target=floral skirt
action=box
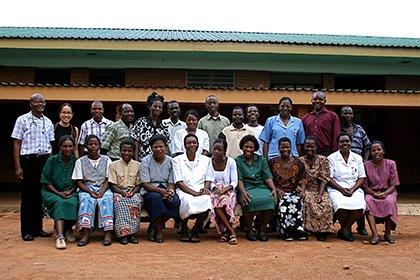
[278,191,304,234]
[113,192,142,237]
[210,184,237,234]
[303,190,334,233]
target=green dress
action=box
[235,154,275,212]
[41,153,78,221]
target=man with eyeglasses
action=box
[11,93,55,241]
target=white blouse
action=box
[328,150,366,189]
[171,128,210,156]
[172,153,213,191]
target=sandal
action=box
[77,239,90,247]
[179,231,190,242]
[384,234,395,244]
[218,233,229,242]
[370,234,380,245]
[228,235,238,245]
[190,231,200,243]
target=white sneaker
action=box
[65,230,76,242]
[56,237,66,250]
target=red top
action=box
[302,108,340,153]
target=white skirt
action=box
[176,189,213,220]
[328,188,366,212]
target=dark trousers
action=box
[20,154,49,236]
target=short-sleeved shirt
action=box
[78,117,113,146]
[72,156,112,180]
[172,153,213,190]
[302,108,341,153]
[235,154,272,190]
[259,115,305,158]
[221,124,254,159]
[245,124,264,155]
[163,118,187,143]
[40,153,77,192]
[101,119,132,160]
[140,154,174,187]
[341,123,371,157]
[198,113,230,149]
[171,128,210,156]
[108,159,141,189]
[364,159,400,191]
[328,150,366,189]
[131,116,170,160]
[11,112,55,155]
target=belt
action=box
[20,154,50,160]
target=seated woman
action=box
[269,137,306,242]
[172,133,213,243]
[72,135,113,246]
[236,135,276,242]
[141,135,180,243]
[363,141,400,245]
[299,136,334,241]
[209,139,238,245]
[108,138,142,245]
[171,109,210,157]
[328,133,366,242]
[41,136,78,249]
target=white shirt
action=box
[328,150,366,189]
[72,156,112,180]
[171,128,210,156]
[163,118,187,142]
[172,153,213,191]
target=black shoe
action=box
[315,232,327,242]
[128,235,139,244]
[338,229,354,242]
[154,232,164,243]
[147,223,155,242]
[119,237,129,245]
[258,230,268,242]
[284,232,294,242]
[295,230,308,241]
[356,227,368,236]
[37,230,53,238]
[22,234,34,241]
[77,239,89,247]
[246,230,258,241]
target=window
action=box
[35,68,70,84]
[270,73,321,89]
[187,70,234,87]
[335,75,385,90]
[89,69,125,86]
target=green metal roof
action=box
[1,27,420,49]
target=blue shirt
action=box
[259,115,305,158]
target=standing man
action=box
[340,105,371,236]
[219,107,254,159]
[198,95,230,151]
[11,93,55,241]
[78,100,113,156]
[245,105,264,155]
[101,103,135,161]
[260,97,305,159]
[163,100,186,151]
[302,91,340,156]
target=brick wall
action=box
[70,68,89,84]
[322,73,335,89]
[385,75,420,90]
[0,67,35,83]
[125,69,186,87]
[235,71,270,88]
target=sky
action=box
[1,0,420,38]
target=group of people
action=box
[11,91,400,249]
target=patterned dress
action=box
[269,157,306,235]
[299,155,334,233]
[131,116,170,160]
[364,159,400,229]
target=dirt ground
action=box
[0,213,419,280]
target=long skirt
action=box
[328,187,366,212]
[143,191,180,221]
[77,185,114,231]
[303,190,334,233]
[365,191,398,230]
[177,188,212,220]
[278,191,304,234]
[113,192,142,237]
[210,184,236,234]
[42,189,78,221]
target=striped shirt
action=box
[78,117,113,146]
[11,112,55,155]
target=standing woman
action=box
[141,135,181,243]
[363,141,400,245]
[328,133,366,242]
[108,138,142,245]
[171,109,210,157]
[236,135,277,242]
[53,103,79,157]
[299,136,334,241]
[269,137,307,241]
[172,134,213,243]
[41,136,78,249]
[131,92,170,161]
[72,135,113,246]
[209,139,238,245]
